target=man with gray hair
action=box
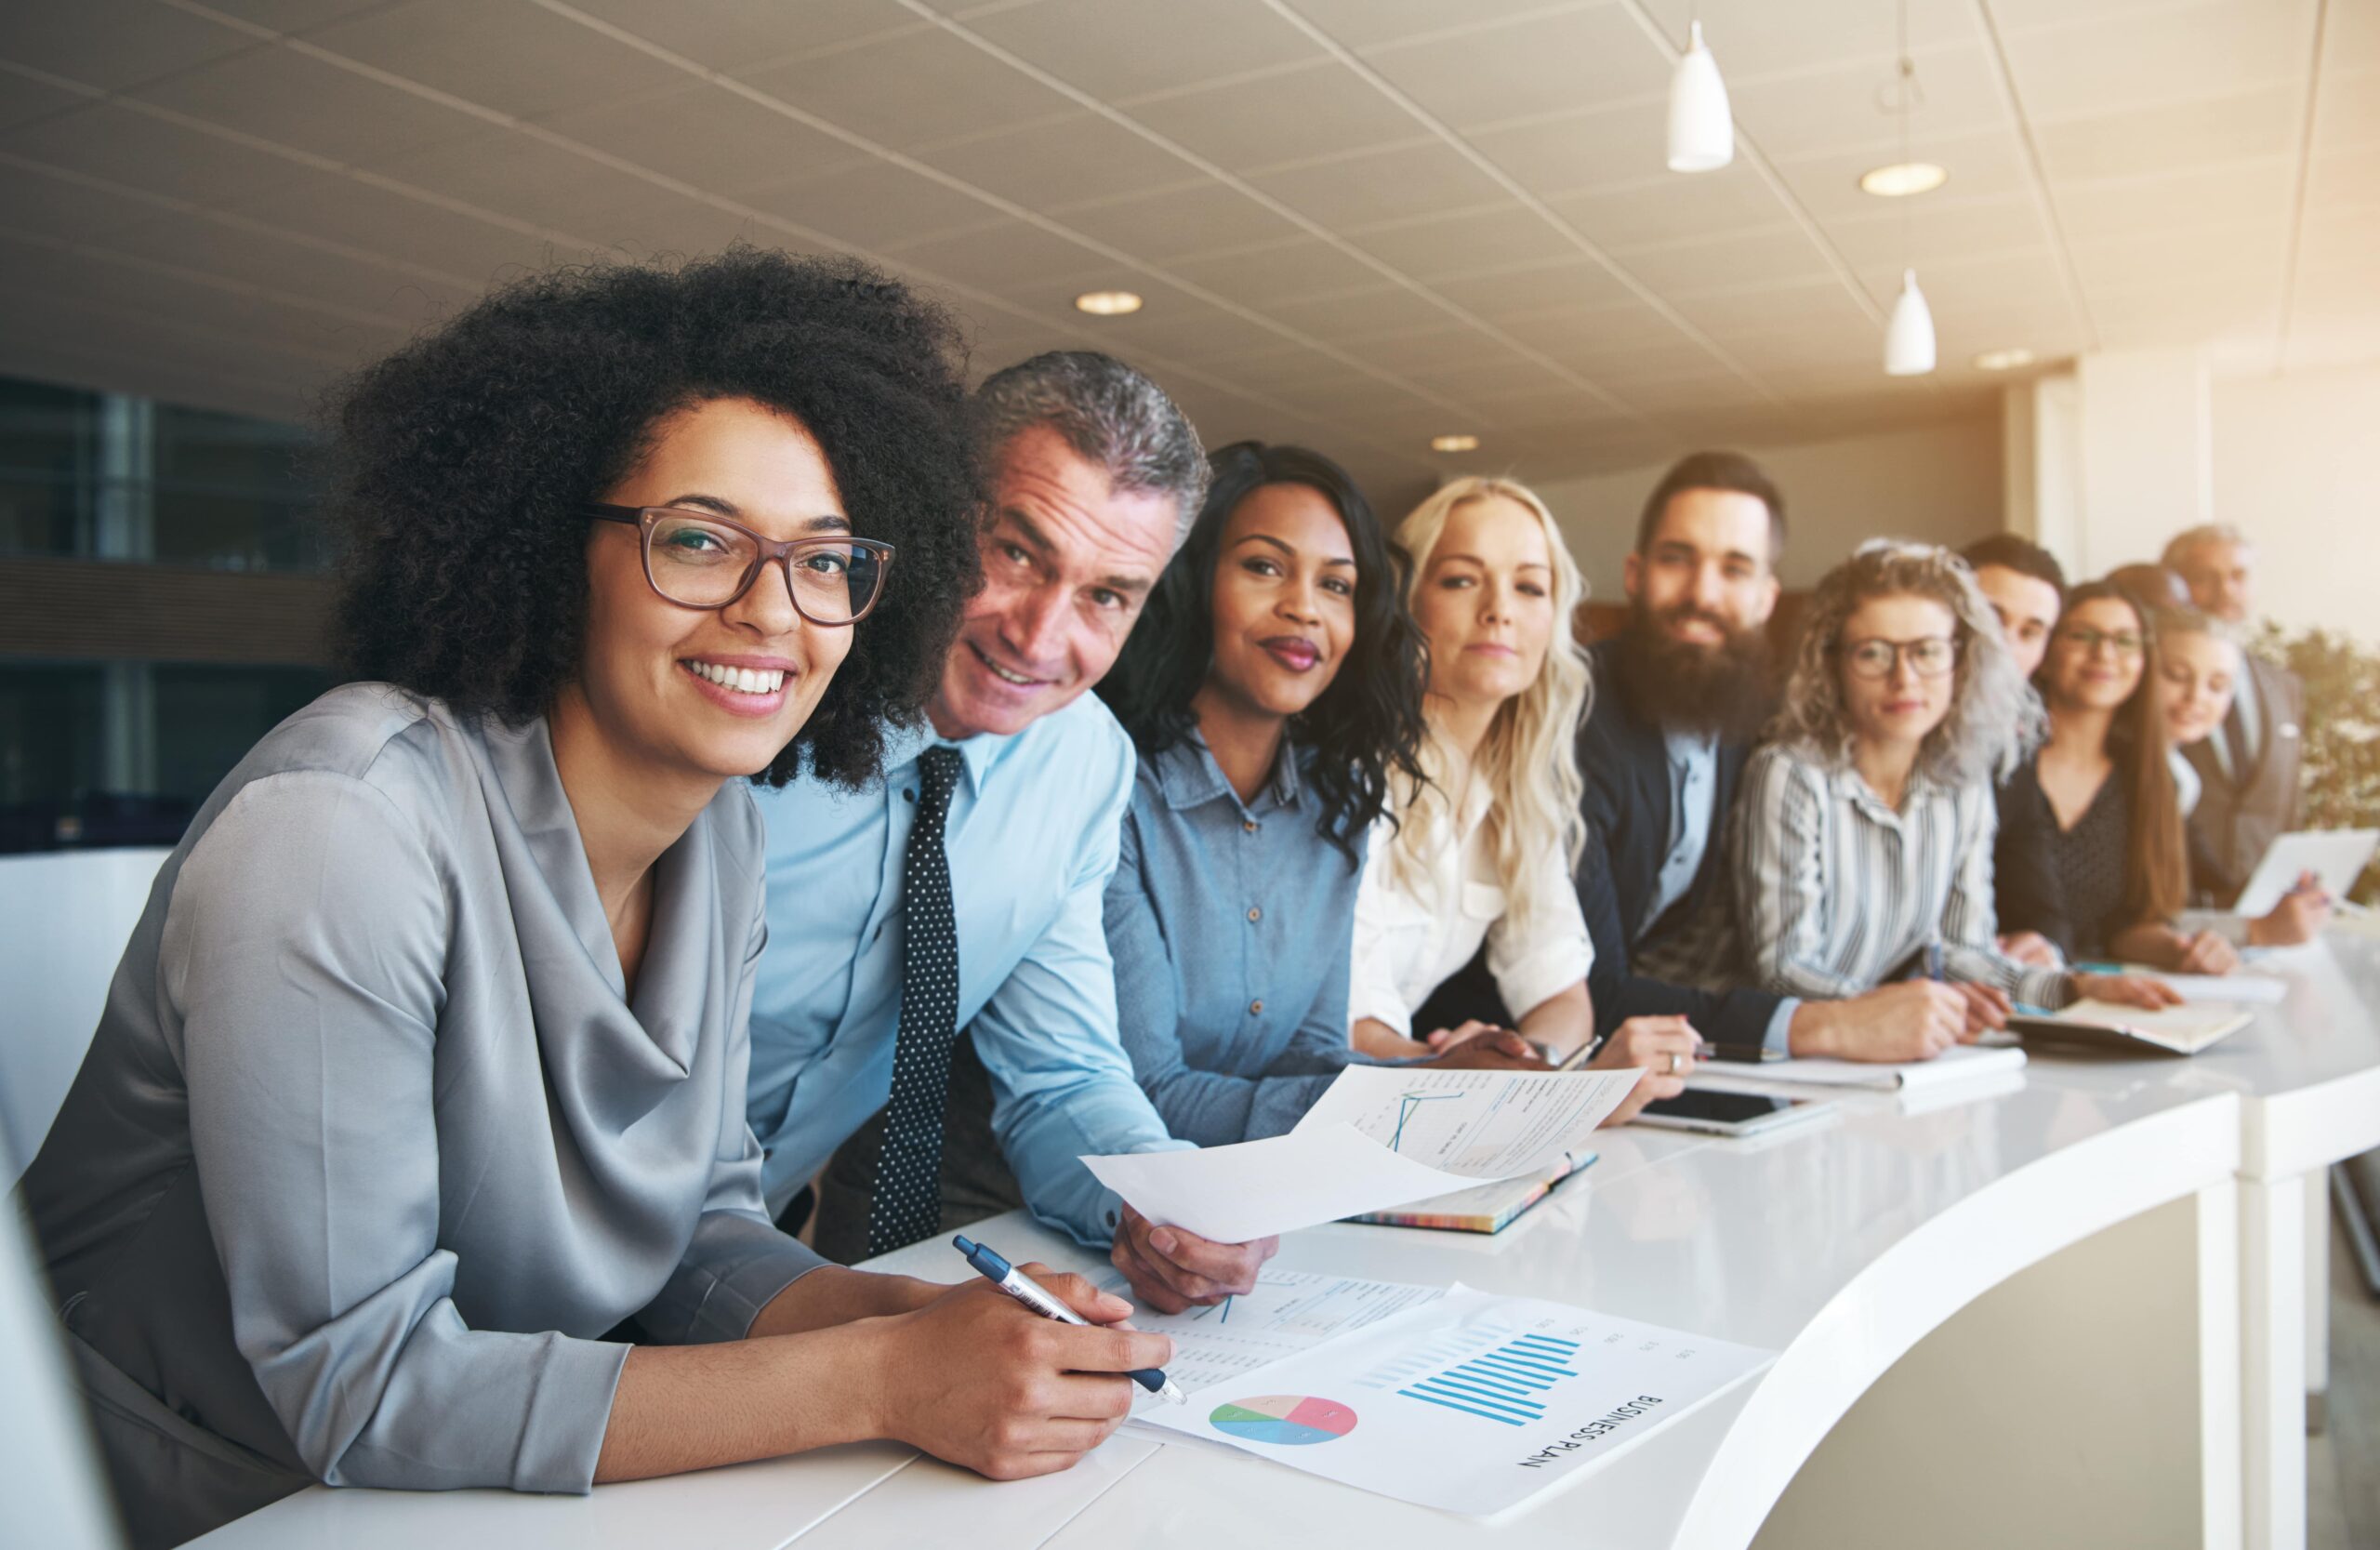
[746,351,1277,1312]
[2162,523,2305,902]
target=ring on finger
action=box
[1666,1051,1683,1076]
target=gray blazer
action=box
[18,683,824,1548]
[2183,654,2306,905]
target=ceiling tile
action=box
[214,168,570,283]
[0,156,178,243]
[2307,145,2380,212]
[2051,156,2293,245]
[1726,42,2010,162]
[301,0,689,123]
[2031,84,2299,183]
[1464,98,1673,197]
[1249,140,1507,227]
[1428,254,1636,324]
[562,184,793,258]
[0,0,256,93]
[2069,225,2287,296]
[1259,285,1437,338]
[552,0,917,73]
[0,100,306,205]
[1342,204,1577,281]
[1822,192,2052,269]
[2002,0,2312,121]
[1358,5,1668,128]
[126,43,484,169]
[533,81,875,192]
[1049,179,1302,261]
[1671,275,1874,334]
[738,160,1003,249]
[1279,0,1592,54]
[2313,68,2380,152]
[174,0,389,34]
[962,0,1327,100]
[1676,0,1977,80]
[1125,59,1425,172]
[1058,296,1318,367]
[0,72,88,131]
[366,129,652,236]
[1167,236,1386,304]
[735,25,1071,149]
[879,217,1115,291]
[912,111,1202,210]
[1546,161,1790,247]
[99,212,482,322]
[1614,222,1840,294]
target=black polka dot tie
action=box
[867,744,964,1259]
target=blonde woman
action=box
[1734,541,2178,1063]
[1348,477,1698,1117]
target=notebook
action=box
[1350,1152,1594,1233]
[1702,1041,2028,1093]
[2007,1001,2254,1056]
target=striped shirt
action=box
[1733,742,2071,1009]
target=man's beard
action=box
[1614,600,1774,738]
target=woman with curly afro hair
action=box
[20,248,1171,1547]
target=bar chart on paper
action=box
[1148,1286,1776,1517]
[1378,1325,1585,1426]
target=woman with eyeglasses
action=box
[19,251,1168,1547]
[1999,580,2244,971]
[1734,543,2176,1061]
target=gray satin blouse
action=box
[18,683,824,1547]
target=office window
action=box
[0,379,99,558]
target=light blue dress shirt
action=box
[1105,736,1374,1146]
[746,695,1187,1247]
[1646,727,1719,940]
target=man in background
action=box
[1963,533,2067,966]
[2162,523,2305,903]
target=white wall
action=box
[1531,415,2006,603]
[2206,363,2380,642]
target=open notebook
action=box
[1351,1152,1595,1233]
[2008,1001,2254,1056]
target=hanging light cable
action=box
[1883,0,1937,376]
[1666,9,1734,173]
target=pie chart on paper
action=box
[1208,1394,1358,1446]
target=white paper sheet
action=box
[1703,1042,2028,1092]
[1079,1125,1481,1243]
[1080,1068,1643,1242]
[1142,1284,1775,1518]
[2129,972,2290,1004]
[1094,1268,1447,1416]
[1290,1066,1644,1174]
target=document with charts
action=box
[1091,1268,1447,1419]
[1291,1066,1634,1177]
[1142,1284,1775,1517]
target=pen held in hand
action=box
[951,1234,1185,1404]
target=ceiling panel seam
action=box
[127,0,1432,471]
[1969,0,2101,352]
[2275,0,2331,371]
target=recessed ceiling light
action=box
[1073,289,1143,315]
[1431,434,1480,453]
[1858,161,1948,198]
[1973,347,2037,371]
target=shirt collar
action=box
[1155,733,1303,817]
[882,716,1013,798]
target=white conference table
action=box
[192,935,2380,1550]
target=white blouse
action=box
[1347,777,1593,1038]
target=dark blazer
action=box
[1419,637,1784,1049]
[2183,654,2305,905]
[1993,754,2072,953]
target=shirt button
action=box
[1243,819,1259,833]
[1247,907,1263,922]
[903,788,916,801]
[1250,999,1263,1015]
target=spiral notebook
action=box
[2007,1001,2253,1056]
[1351,1151,1595,1233]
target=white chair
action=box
[0,848,169,1183]
[0,1199,122,1548]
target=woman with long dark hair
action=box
[1095,442,1528,1146]
[2019,580,2232,968]
[20,250,1169,1547]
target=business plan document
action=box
[1080,1067,1642,1241]
[1142,1284,1774,1517]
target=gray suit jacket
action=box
[2183,653,2306,906]
[18,684,824,1547]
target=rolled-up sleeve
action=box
[1486,845,1594,1020]
[170,773,626,1493]
[639,898,827,1345]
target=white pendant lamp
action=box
[1880,0,1937,376]
[1885,269,1936,376]
[1666,19,1734,173]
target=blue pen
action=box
[1924,933,1945,982]
[952,1235,1185,1404]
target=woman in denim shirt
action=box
[1094,443,1536,1146]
